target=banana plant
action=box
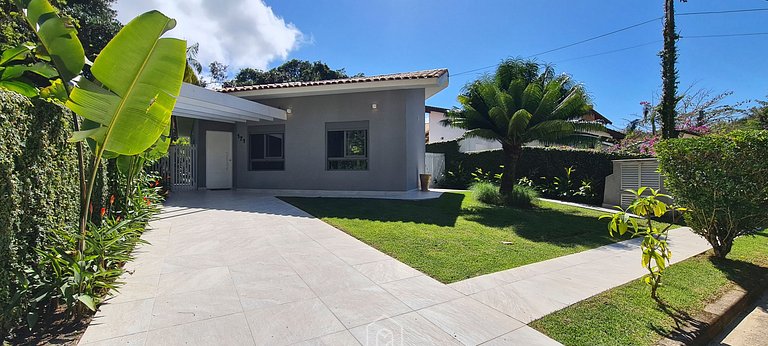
[15,0,186,252]
[64,10,185,249]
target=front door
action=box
[205,131,232,189]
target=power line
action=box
[527,17,662,58]
[553,40,662,64]
[683,32,768,39]
[677,8,768,16]
[451,7,768,77]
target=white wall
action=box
[427,111,501,152]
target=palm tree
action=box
[443,59,604,195]
[184,43,203,85]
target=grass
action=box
[281,191,651,283]
[530,230,768,346]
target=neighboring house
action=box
[426,107,624,152]
[171,69,449,191]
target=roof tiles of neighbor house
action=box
[219,68,449,93]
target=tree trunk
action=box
[500,143,522,195]
[660,0,680,139]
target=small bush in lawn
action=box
[471,182,503,205]
[656,130,768,258]
[504,185,539,208]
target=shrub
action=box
[471,182,503,205]
[656,130,768,258]
[0,91,80,333]
[427,140,646,204]
[504,185,539,209]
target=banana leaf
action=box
[66,10,186,156]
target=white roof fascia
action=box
[228,77,450,100]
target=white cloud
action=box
[114,0,302,74]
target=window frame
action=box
[248,132,285,171]
[326,124,369,171]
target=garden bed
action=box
[282,191,660,283]
[530,230,768,346]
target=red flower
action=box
[109,195,115,205]
[100,207,106,218]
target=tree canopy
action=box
[444,59,603,194]
[226,59,358,87]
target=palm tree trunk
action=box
[500,143,522,195]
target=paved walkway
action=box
[78,190,710,345]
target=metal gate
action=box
[425,153,445,185]
[154,144,197,191]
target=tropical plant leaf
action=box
[77,294,96,311]
[67,10,186,156]
[0,80,39,97]
[0,43,34,65]
[19,0,85,81]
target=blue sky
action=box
[262,0,768,130]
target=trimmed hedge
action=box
[0,90,81,332]
[427,140,645,204]
[656,130,768,257]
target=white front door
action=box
[205,131,232,189]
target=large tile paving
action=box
[79,190,711,345]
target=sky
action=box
[114,0,768,130]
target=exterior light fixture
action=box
[286,108,292,114]
[371,103,377,110]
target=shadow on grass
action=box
[281,192,466,227]
[650,256,768,342]
[462,203,625,248]
[286,192,625,249]
[649,301,709,344]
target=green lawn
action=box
[282,192,634,283]
[530,230,768,346]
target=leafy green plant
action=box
[471,182,503,205]
[601,187,685,299]
[504,185,539,209]
[656,130,768,258]
[471,166,502,184]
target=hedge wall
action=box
[0,90,80,328]
[426,140,645,203]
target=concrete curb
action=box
[657,282,768,345]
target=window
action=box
[249,133,284,170]
[327,129,368,170]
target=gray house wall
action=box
[204,89,427,191]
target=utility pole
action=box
[659,0,683,139]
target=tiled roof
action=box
[219,68,448,93]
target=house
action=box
[170,69,449,191]
[426,107,624,152]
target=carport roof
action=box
[173,83,287,123]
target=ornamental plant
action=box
[601,187,685,299]
[656,130,768,258]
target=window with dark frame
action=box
[249,133,284,171]
[327,129,368,170]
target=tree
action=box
[59,0,122,60]
[443,59,604,195]
[183,42,203,85]
[230,59,352,86]
[208,60,228,86]
[659,0,687,139]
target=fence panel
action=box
[425,152,446,184]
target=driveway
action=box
[78,190,554,345]
[78,190,710,345]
